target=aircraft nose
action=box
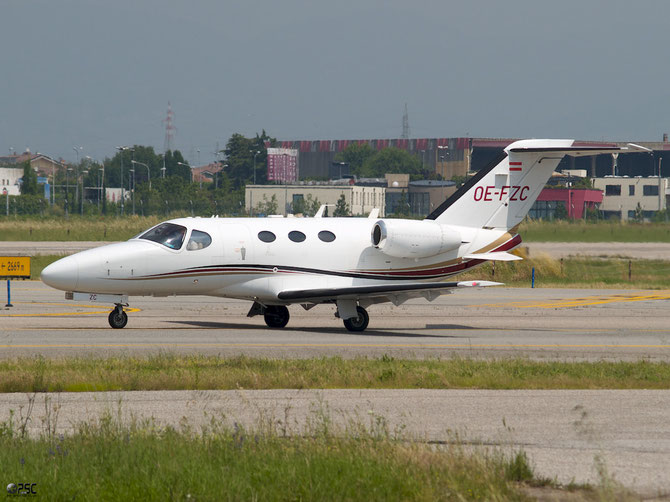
[41,255,79,291]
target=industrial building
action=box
[278,136,670,181]
[593,177,668,220]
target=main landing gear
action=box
[343,306,369,332]
[263,305,290,328]
[108,304,128,329]
[246,301,370,332]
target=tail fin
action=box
[426,139,649,230]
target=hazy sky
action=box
[2,0,669,164]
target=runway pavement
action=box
[3,281,670,496]
[2,281,670,360]
[1,388,669,496]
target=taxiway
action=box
[2,281,670,361]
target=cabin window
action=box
[186,230,212,250]
[318,230,336,242]
[288,231,306,242]
[258,231,276,243]
[139,223,187,250]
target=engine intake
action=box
[371,219,461,259]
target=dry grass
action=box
[2,355,670,393]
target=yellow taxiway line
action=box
[0,302,141,317]
[470,292,670,309]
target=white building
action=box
[593,177,668,220]
[245,184,386,216]
[0,167,24,196]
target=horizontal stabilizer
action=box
[463,252,522,262]
[507,143,652,156]
[456,280,503,287]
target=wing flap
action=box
[277,280,502,303]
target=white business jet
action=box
[41,139,648,331]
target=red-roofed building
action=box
[529,188,603,220]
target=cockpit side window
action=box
[186,230,212,251]
[139,223,187,250]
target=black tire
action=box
[108,308,128,329]
[343,306,369,332]
[264,305,290,329]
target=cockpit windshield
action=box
[139,223,187,250]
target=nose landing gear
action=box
[108,304,128,329]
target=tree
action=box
[393,190,410,217]
[291,194,321,216]
[362,148,423,178]
[554,201,568,220]
[571,177,593,189]
[255,194,278,215]
[334,143,376,177]
[20,161,39,195]
[333,194,350,217]
[222,131,276,190]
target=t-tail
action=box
[426,139,650,231]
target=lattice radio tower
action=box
[162,101,176,153]
[401,103,410,139]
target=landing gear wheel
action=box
[343,306,369,332]
[108,306,128,329]
[264,305,290,328]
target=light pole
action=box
[437,145,450,178]
[332,162,347,179]
[86,156,103,210]
[80,170,88,215]
[251,150,260,185]
[161,155,166,178]
[65,167,73,217]
[131,160,151,190]
[98,166,104,211]
[129,167,135,215]
[115,146,130,215]
[177,162,193,183]
[72,146,82,164]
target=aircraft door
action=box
[223,224,254,264]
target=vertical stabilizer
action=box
[427,139,574,230]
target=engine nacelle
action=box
[371,219,461,259]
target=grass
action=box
[0,400,550,502]
[0,215,162,241]
[2,355,670,393]
[519,219,670,242]
[3,216,670,242]
[457,250,670,288]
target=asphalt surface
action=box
[2,281,670,360]
[3,281,670,496]
[1,389,668,496]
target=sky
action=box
[1,0,669,165]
